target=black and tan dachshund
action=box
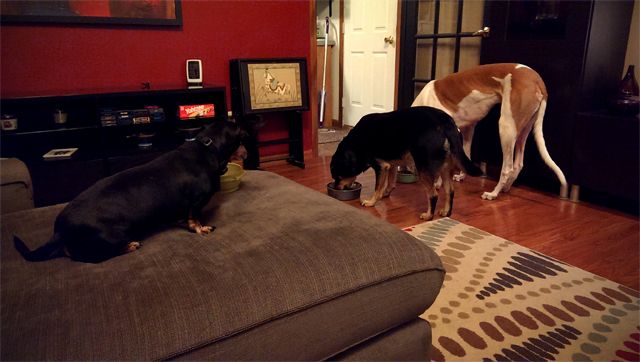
[14,121,247,263]
[330,106,482,220]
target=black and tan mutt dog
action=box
[14,121,247,263]
[330,106,482,220]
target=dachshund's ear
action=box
[236,126,250,141]
[236,114,266,134]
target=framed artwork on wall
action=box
[230,58,309,115]
[0,0,182,26]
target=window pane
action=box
[461,0,484,33]
[417,0,435,35]
[435,38,456,78]
[415,39,434,80]
[438,0,460,34]
[459,37,482,71]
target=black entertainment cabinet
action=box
[1,87,227,207]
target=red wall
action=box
[0,0,312,154]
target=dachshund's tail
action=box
[14,234,65,262]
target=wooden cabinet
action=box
[570,111,639,213]
[474,0,636,212]
[1,87,227,206]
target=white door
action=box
[343,0,398,127]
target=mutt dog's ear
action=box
[331,147,363,179]
[344,149,358,165]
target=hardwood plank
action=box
[261,154,640,290]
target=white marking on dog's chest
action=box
[453,89,500,126]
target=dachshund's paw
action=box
[188,219,213,234]
[125,241,142,253]
[197,225,215,234]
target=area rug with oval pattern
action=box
[404,218,640,362]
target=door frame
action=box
[310,0,319,157]
[338,0,402,128]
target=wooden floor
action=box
[261,154,640,291]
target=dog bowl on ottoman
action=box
[327,182,362,201]
[220,163,245,193]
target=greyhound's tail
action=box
[532,99,568,198]
[14,234,66,262]
[443,120,483,177]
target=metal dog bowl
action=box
[327,181,362,201]
[396,171,418,184]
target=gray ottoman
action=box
[1,171,444,360]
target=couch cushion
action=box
[0,158,34,213]
[1,171,444,360]
[332,319,432,361]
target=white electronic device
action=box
[186,59,203,89]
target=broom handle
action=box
[319,17,330,126]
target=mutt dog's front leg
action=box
[418,172,438,220]
[384,165,397,197]
[362,160,390,207]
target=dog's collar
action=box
[195,135,231,175]
[196,135,218,152]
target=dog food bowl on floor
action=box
[220,163,245,193]
[327,182,362,201]
[396,171,418,184]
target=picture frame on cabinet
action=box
[230,58,309,115]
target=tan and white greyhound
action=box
[412,63,568,200]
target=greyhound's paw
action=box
[439,209,452,217]
[481,192,498,200]
[453,173,466,182]
[361,198,377,207]
[419,212,434,221]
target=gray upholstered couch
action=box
[0,158,34,214]
[1,170,444,360]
